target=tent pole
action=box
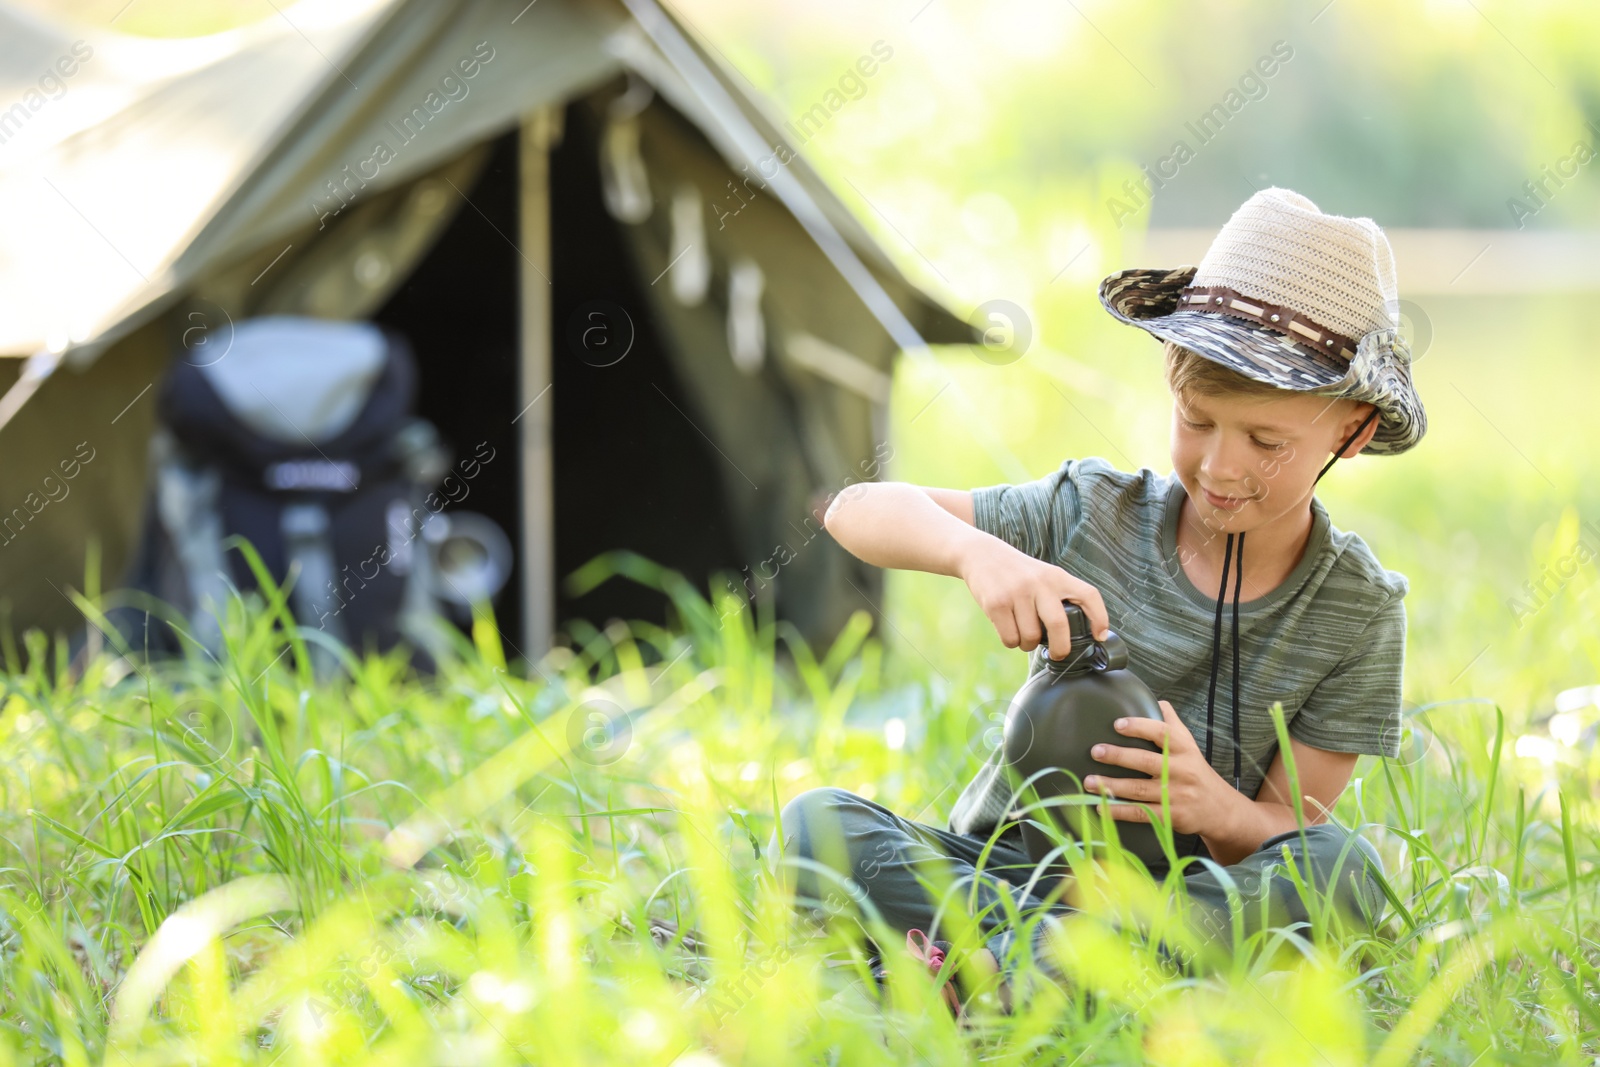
[518,108,561,664]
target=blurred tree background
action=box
[677,0,1600,227]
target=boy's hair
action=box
[1163,340,1287,403]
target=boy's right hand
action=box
[957,535,1110,657]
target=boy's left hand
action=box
[1082,699,1232,836]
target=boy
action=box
[771,188,1426,1015]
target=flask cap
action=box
[1043,601,1128,673]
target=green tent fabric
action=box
[0,0,972,657]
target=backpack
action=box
[115,316,453,671]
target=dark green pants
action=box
[769,786,1388,978]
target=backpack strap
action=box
[151,430,230,657]
[280,501,349,677]
[394,493,453,668]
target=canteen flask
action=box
[1000,601,1173,869]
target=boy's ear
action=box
[1335,402,1380,458]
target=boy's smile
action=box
[1200,484,1255,511]
[1170,387,1378,594]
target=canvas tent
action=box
[0,0,973,657]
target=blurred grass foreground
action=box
[1,546,1598,1066]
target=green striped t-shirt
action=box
[946,456,1408,849]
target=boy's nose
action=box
[1200,446,1251,488]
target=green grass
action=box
[2,530,1598,1065]
[5,291,1598,1062]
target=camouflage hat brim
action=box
[1099,266,1425,456]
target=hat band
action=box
[1177,285,1358,363]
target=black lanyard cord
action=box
[1185,404,1379,860]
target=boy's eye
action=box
[1252,437,1285,451]
[1181,418,1209,430]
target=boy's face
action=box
[1169,387,1375,535]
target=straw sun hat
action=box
[1098,187,1426,455]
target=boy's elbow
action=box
[822,484,863,532]
[823,481,886,543]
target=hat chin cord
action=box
[1190,404,1379,858]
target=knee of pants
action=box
[1300,823,1382,875]
[1288,823,1386,918]
[771,787,871,877]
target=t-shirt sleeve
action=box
[969,458,1084,563]
[1288,591,1407,758]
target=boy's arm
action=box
[821,482,978,577]
[1200,741,1359,867]
[823,481,1112,651]
[921,487,976,525]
